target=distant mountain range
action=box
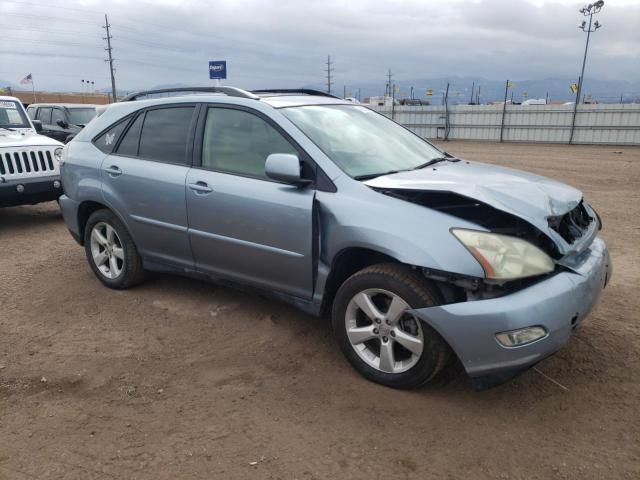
[3,77,639,104]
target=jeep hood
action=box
[364,160,582,232]
[0,130,63,148]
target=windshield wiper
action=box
[354,170,401,181]
[411,157,452,170]
[354,154,460,181]
[0,126,16,131]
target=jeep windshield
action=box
[281,104,444,179]
[0,100,30,129]
[68,107,97,126]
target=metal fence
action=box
[370,104,640,145]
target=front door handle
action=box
[188,181,213,194]
[104,165,122,177]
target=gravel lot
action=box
[1,141,639,479]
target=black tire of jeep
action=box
[83,209,145,289]
[332,263,451,389]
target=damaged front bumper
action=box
[412,237,611,390]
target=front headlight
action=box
[452,229,555,280]
[54,147,64,165]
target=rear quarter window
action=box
[92,117,131,154]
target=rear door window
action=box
[137,107,195,165]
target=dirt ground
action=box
[1,141,639,480]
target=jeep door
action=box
[50,108,71,143]
[36,107,54,139]
[186,105,315,299]
[100,105,197,269]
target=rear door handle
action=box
[188,181,213,194]
[104,165,122,177]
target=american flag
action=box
[20,74,32,85]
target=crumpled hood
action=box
[0,130,62,148]
[364,160,582,232]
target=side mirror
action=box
[32,120,43,133]
[265,153,310,185]
[57,119,69,129]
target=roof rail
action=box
[120,86,259,102]
[252,89,340,99]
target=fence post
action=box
[500,80,509,142]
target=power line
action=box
[0,25,103,38]
[0,36,102,49]
[0,12,99,25]
[1,0,181,31]
[0,49,103,61]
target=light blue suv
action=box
[58,87,611,390]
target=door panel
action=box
[50,108,69,142]
[101,155,193,268]
[186,169,315,298]
[99,105,197,269]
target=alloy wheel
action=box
[345,288,425,374]
[89,222,125,279]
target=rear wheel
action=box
[332,263,450,388]
[84,209,145,289]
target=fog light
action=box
[496,326,547,347]
[16,184,25,193]
[53,180,61,189]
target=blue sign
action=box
[209,61,227,80]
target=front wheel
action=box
[332,263,450,389]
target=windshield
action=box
[0,100,31,129]
[281,105,444,178]
[68,107,97,125]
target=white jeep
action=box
[1,95,64,207]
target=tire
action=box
[83,209,145,289]
[332,263,450,389]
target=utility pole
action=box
[325,55,334,95]
[386,69,393,97]
[103,14,117,103]
[343,85,346,99]
[470,81,475,104]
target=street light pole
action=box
[570,1,604,144]
[576,1,604,105]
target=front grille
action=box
[0,149,58,179]
[548,201,593,243]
